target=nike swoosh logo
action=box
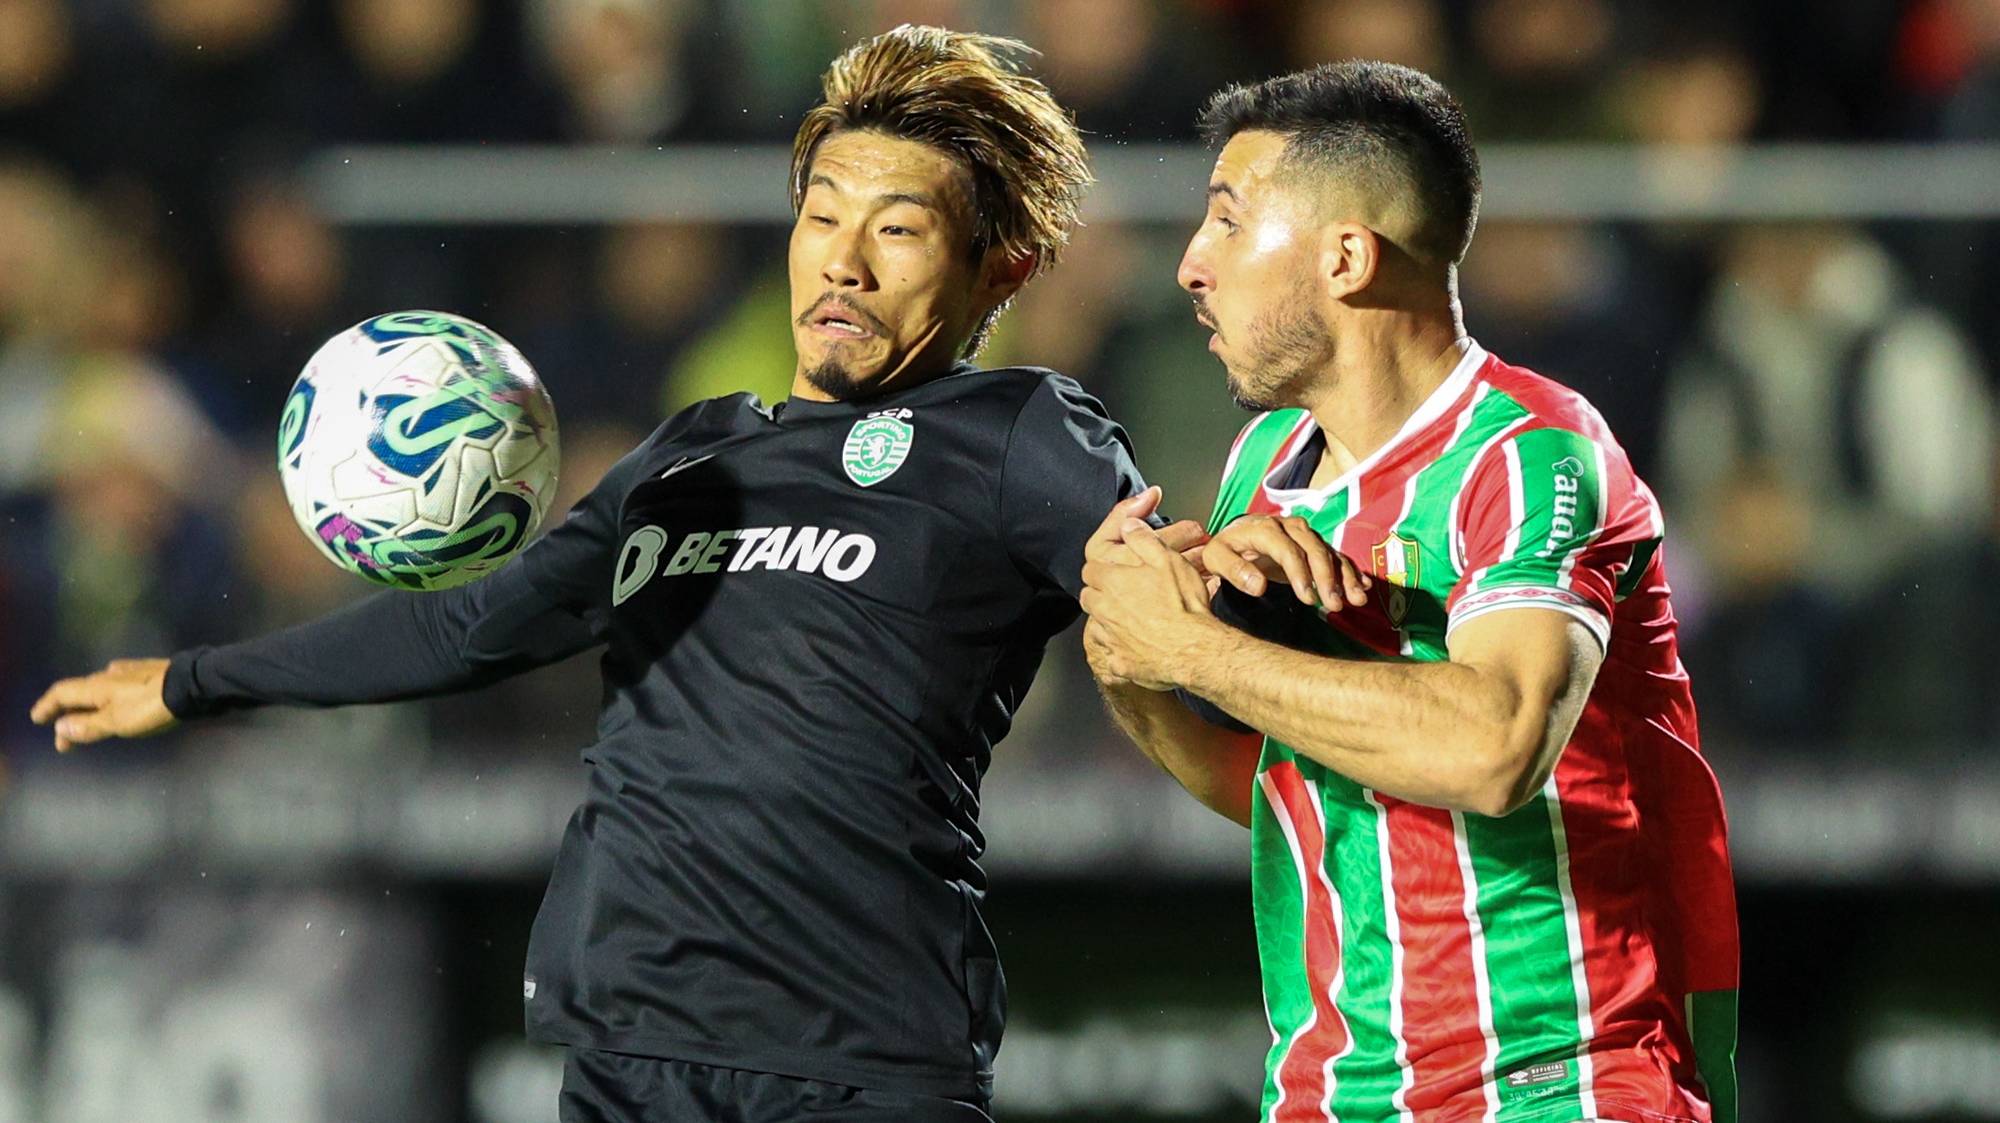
[660,449,716,475]
[660,453,716,479]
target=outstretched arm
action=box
[30,564,597,751]
[30,432,654,753]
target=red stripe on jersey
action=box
[1323,374,1487,659]
[1547,678,1725,1121]
[1478,357,1619,445]
[1377,795,1490,1118]
[1264,762,1351,1121]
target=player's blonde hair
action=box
[790,25,1092,352]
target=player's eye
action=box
[809,214,836,227]
[1215,215,1240,234]
[880,224,917,237]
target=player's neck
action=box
[1302,312,1468,488]
[789,351,962,404]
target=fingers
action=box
[1205,516,1378,610]
[1153,519,1209,555]
[1267,527,1318,607]
[52,713,112,754]
[1278,517,1340,608]
[1087,486,1162,549]
[1339,551,1373,606]
[1201,538,1267,598]
[29,675,106,726]
[1119,519,1177,565]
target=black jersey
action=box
[162,364,1147,1099]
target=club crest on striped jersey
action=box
[843,409,914,487]
[1376,527,1424,623]
[1371,533,1422,588]
[1372,533,1421,626]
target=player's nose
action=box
[821,229,873,290]
[1176,243,1211,296]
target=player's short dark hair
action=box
[1199,61,1482,267]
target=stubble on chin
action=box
[1229,279,1337,412]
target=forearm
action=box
[1098,678,1260,827]
[1176,621,1534,816]
[164,566,598,719]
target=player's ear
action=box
[977,247,1036,306]
[1319,222,1381,301]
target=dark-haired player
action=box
[1081,62,1740,1123]
[31,26,1179,1123]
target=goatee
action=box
[803,359,869,401]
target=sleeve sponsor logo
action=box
[1537,455,1589,559]
[612,524,878,604]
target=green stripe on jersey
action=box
[1385,388,1530,659]
[1463,795,1589,1117]
[1252,742,1312,1123]
[1465,427,1607,598]
[1690,989,1740,1123]
[1208,410,1308,534]
[1320,768,1404,1116]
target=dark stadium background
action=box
[3,0,1999,1119]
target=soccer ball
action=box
[278,310,560,591]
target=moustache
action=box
[798,294,891,336]
[1190,296,1220,335]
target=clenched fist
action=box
[29,658,177,752]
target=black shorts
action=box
[557,1048,996,1123]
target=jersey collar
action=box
[1258,337,1489,511]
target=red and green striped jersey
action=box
[1208,343,1739,1123]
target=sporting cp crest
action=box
[842,409,914,487]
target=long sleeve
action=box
[998,372,1149,599]
[162,431,654,720]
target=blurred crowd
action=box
[4,0,2000,769]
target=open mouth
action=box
[813,313,871,337]
[802,297,883,340]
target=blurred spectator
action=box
[1286,0,1447,78]
[530,0,740,143]
[196,175,352,437]
[1611,33,1763,145]
[593,222,732,411]
[0,358,247,757]
[144,0,292,61]
[1459,0,1619,139]
[657,267,798,414]
[0,0,67,111]
[1841,454,2000,744]
[1459,222,1680,478]
[1660,225,1996,599]
[1906,0,2000,366]
[1662,224,1997,745]
[327,0,560,143]
[1020,0,1223,140]
[1677,464,1853,747]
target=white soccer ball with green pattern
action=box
[277,311,560,590]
